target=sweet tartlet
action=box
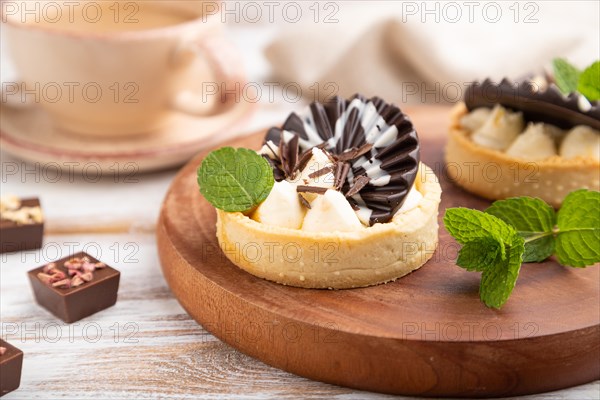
[205,94,442,289]
[446,78,600,207]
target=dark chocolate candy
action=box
[28,252,120,323]
[464,78,600,130]
[0,198,44,254]
[0,339,23,397]
[264,94,420,225]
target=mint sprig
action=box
[555,189,600,266]
[578,61,600,102]
[456,237,502,272]
[486,197,555,262]
[552,58,600,102]
[480,235,524,309]
[552,58,581,94]
[197,147,274,212]
[444,190,600,309]
[445,208,525,308]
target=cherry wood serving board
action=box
[157,106,600,398]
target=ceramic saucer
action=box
[0,99,256,173]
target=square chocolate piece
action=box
[28,252,120,323]
[0,197,44,254]
[0,339,23,397]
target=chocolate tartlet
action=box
[446,78,600,207]
[215,95,441,289]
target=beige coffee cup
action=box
[1,0,243,136]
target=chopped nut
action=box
[65,258,82,269]
[39,256,106,289]
[52,279,71,289]
[0,195,21,213]
[0,346,6,356]
[82,262,96,273]
[28,207,43,223]
[67,269,80,276]
[80,272,93,282]
[42,263,56,273]
[70,276,84,287]
[37,272,54,285]
[0,206,43,225]
[52,270,66,280]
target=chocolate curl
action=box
[345,176,371,198]
[296,186,328,195]
[298,194,312,209]
[334,162,350,191]
[337,143,373,162]
[308,165,334,179]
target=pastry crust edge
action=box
[215,163,441,289]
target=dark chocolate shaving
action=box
[286,135,299,176]
[278,131,288,175]
[296,186,328,195]
[345,176,370,198]
[337,143,374,162]
[278,131,296,178]
[264,141,280,161]
[333,161,343,187]
[335,162,350,191]
[294,148,313,173]
[298,194,311,209]
[464,78,600,130]
[310,102,334,140]
[308,165,334,179]
[262,155,285,181]
[262,94,420,225]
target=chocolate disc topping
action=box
[464,78,600,130]
[263,94,420,225]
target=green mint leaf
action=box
[555,189,600,267]
[457,237,502,272]
[197,147,274,212]
[445,208,525,309]
[480,235,525,309]
[553,58,581,94]
[577,61,600,101]
[444,208,516,255]
[485,197,556,262]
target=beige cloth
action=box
[266,1,599,104]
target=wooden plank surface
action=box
[1,234,599,399]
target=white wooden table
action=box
[1,20,599,400]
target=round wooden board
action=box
[157,106,600,398]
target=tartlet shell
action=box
[446,103,600,207]
[216,163,441,289]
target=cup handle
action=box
[171,35,244,116]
